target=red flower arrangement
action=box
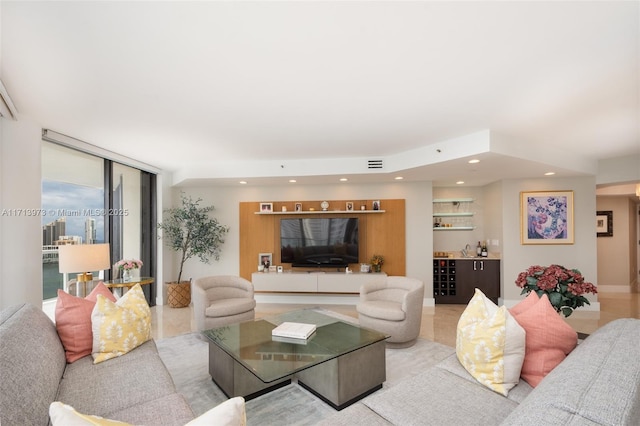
[515,264,597,317]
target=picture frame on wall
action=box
[294,202,302,212]
[259,202,273,213]
[346,202,354,211]
[520,190,574,245]
[596,210,613,237]
[372,200,380,210]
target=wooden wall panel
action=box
[239,199,405,281]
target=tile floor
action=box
[151,290,640,347]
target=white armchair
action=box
[192,276,256,331]
[356,276,425,348]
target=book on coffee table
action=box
[271,322,316,340]
[272,334,315,345]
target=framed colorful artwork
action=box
[520,190,574,244]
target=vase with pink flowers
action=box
[115,259,143,282]
[515,264,597,317]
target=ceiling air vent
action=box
[367,159,384,170]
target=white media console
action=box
[251,271,388,294]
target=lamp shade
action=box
[58,243,111,274]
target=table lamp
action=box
[58,243,111,296]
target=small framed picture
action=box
[269,265,277,272]
[346,202,354,211]
[372,200,381,211]
[260,202,273,213]
[596,211,613,237]
[258,253,272,269]
[294,202,302,212]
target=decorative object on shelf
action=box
[346,202,354,211]
[321,201,329,211]
[158,192,229,285]
[520,190,574,245]
[259,202,273,213]
[372,200,380,211]
[596,210,613,237]
[370,254,384,273]
[515,264,597,317]
[360,204,366,210]
[259,253,272,271]
[281,206,287,212]
[115,259,143,282]
[295,202,302,212]
[360,263,370,273]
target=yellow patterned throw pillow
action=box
[456,288,526,396]
[91,284,151,364]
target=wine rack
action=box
[433,259,457,301]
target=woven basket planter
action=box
[167,281,191,308]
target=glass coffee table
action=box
[202,309,388,410]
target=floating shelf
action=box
[432,198,474,203]
[433,212,474,217]
[433,226,475,231]
[255,210,385,215]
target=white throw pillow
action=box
[50,397,246,426]
[49,402,132,426]
[185,397,246,426]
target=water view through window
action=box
[41,181,105,299]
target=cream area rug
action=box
[156,309,454,426]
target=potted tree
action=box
[158,192,229,308]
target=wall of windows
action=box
[41,139,157,304]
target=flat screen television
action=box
[280,217,359,267]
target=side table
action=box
[104,277,154,298]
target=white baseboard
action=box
[596,285,632,293]
[502,298,600,312]
[255,293,436,307]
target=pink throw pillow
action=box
[55,282,116,363]
[509,290,539,316]
[510,293,577,387]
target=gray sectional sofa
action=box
[321,318,640,425]
[0,303,195,425]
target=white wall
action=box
[501,177,599,310]
[0,115,43,309]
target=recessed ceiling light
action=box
[339,178,348,182]
[395,176,404,180]
[544,172,555,176]
[239,181,247,185]
[468,159,480,164]
[289,179,297,183]
[456,181,465,185]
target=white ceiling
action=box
[2,1,639,187]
